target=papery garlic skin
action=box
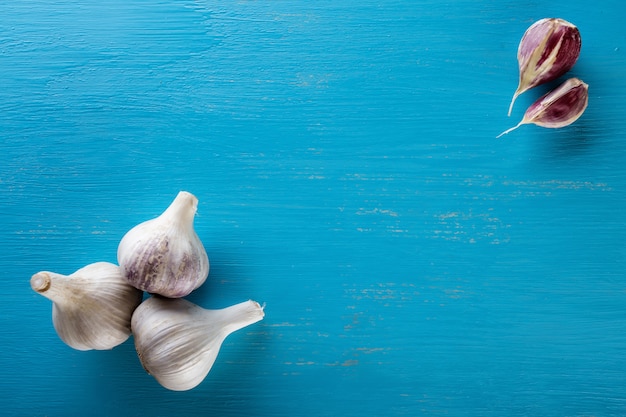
[132,296,265,391]
[30,262,143,351]
[508,18,581,116]
[118,191,209,298]
[498,77,588,138]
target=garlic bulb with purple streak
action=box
[498,77,588,138]
[117,191,209,298]
[508,18,581,116]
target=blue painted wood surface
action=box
[2,1,626,416]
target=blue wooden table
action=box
[2,1,626,416]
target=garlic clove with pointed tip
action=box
[131,296,265,391]
[30,262,143,351]
[117,191,209,298]
[498,77,588,138]
[508,18,581,116]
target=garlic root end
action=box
[31,273,51,293]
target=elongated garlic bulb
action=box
[508,18,581,116]
[498,77,588,138]
[132,296,265,391]
[117,191,209,298]
[30,262,143,351]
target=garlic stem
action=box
[30,271,75,307]
[31,272,51,293]
[160,191,198,230]
[206,300,265,336]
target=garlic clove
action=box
[508,18,581,116]
[30,262,143,351]
[117,191,209,298]
[131,296,265,391]
[498,77,588,138]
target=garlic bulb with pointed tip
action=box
[131,296,265,391]
[117,191,209,298]
[508,18,581,116]
[30,262,143,351]
[498,77,588,138]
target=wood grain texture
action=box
[2,0,626,416]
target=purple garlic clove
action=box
[497,77,588,138]
[508,18,581,116]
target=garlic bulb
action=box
[498,77,588,138]
[132,296,265,391]
[30,262,143,351]
[117,191,209,298]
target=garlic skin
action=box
[30,262,143,351]
[508,18,581,116]
[132,296,265,391]
[498,77,588,138]
[117,191,209,298]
